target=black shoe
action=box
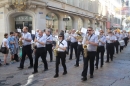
[101,65,103,68]
[54,74,59,78]
[32,71,38,74]
[81,77,87,81]
[17,67,23,70]
[69,58,72,60]
[0,63,2,66]
[28,66,33,69]
[50,60,53,62]
[63,71,67,75]
[95,67,98,69]
[90,75,93,78]
[5,63,9,65]
[74,64,79,67]
[105,61,109,63]
[44,69,48,71]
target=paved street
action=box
[0,44,130,86]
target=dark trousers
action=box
[96,46,105,68]
[106,43,114,62]
[20,45,33,68]
[46,44,53,61]
[82,51,96,77]
[14,54,19,61]
[120,46,124,52]
[67,41,71,54]
[34,47,48,72]
[55,52,67,75]
[76,44,83,66]
[69,42,78,59]
[124,37,128,47]
[114,41,119,54]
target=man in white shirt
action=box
[18,26,33,70]
[32,30,48,74]
[69,29,78,60]
[81,27,98,81]
[45,29,53,62]
[106,31,116,63]
[95,30,106,69]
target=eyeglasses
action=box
[87,30,92,31]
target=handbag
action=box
[0,43,6,53]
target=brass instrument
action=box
[19,37,23,47]
[54,40,58,57]
[83,36,88,58]
[76,30,83,41]
[83,44,87,58]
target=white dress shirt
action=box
[87,34,98,51]
[70,33,77,43]
[98,35,106,46]
[57,40,67,52]
[46,35,53,44]
[22,32,32,46]
[106,35,116,43]
[36,35,46,48]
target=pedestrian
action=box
[18,26,33,70]
[81,27,98,81]
[2,33,9,65]
[54,33,67,78]
[8,32,15,63]
[32,30,48,74]
[13,32,19,62]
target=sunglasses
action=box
[58,36,62,37]
[87,30,92,31]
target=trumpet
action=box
[83,44,87,58]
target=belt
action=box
[23,44,31,46]
[57,51,66,53]
[37,47,45,49]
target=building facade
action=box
[0,0,108,43]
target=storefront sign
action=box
[63,18,69,21]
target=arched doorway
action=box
[46,13,58,33]
[15,15,32,32]
[78,18,83,30]
[64,15,73,30]
[7,10,35,33]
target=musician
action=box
[74,31,83,67]
[114,31,120,54]
[118,32,124,52]
[69,29,78,60]
[32,30,48,74]
[123,30,129,47]
[95,30,106,69]
[64,30,71,54]
[45,29,53,62]
[81,27,98,81]
[18,26,33,70]
[106,32,116,63]
[54,33,67,78]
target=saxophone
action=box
[83,44,87,58]
[54,40,58,57]
[83,36,88,58]
[19,38,23,47]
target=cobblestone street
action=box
[0,44,130,86]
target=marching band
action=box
[3,26,129,81]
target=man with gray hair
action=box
[45,29,53,62]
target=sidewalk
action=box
[0,43,130,86]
